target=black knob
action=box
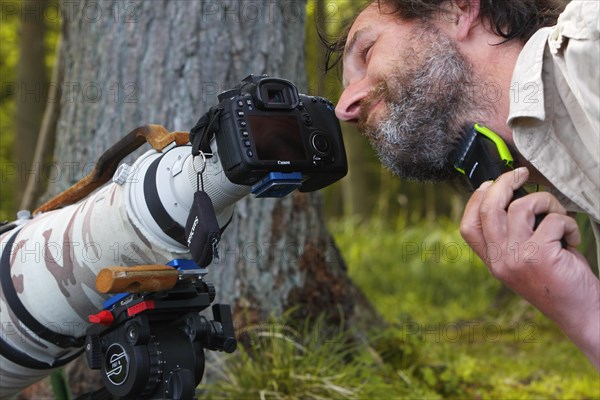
[85,335,102,370]
[165,369,195,400]
[203,281,216,303]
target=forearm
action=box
[554,279,600,369]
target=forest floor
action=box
[203,218,600,399]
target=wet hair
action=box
[321,0,568,72]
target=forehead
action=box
[352,2,395,29]
[344,4,405,55]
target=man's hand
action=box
[460,167,600,369]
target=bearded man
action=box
[332,0,599,368]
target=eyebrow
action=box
[343,27,372,61]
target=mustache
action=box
[357,81,388,132]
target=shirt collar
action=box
[507,27,553,126]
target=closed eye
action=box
[359,41,374,64]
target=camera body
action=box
[214,75,347,192]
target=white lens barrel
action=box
[0,142,249,398]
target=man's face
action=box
[335,4,486,182]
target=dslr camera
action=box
[193,74,347,197]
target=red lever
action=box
[127,300,156,317]
[88,310,115,326]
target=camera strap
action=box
[190,106,223,158]
[184,152,221,267]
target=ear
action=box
[453,0,481,41]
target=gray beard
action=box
[359,26,487,182]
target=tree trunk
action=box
[22,0,380,396]
[14,0,48,207]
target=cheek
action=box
[365,54,395,83]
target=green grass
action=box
[201,217,599,399]
[201,315,434,399]
[332,217,499,324]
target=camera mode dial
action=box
[310,132,330,156]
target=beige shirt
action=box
[508,1,600,262]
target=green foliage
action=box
[0,3,20,220]
[203,219,600,399]
[50,369,72,400]
[331,217,499,323]
[0,99,15,221]
[334,217,599,398]
[0,1,60,221]
[201,315,429,399]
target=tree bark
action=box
[22,0,381,396]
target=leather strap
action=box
[34,125,189,214]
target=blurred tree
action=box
[0,2,20,221]
[0,0,60,220]
[306,0,378,220]
[13,0,48,207]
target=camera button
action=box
[243,139,251,147]
[241,130,249,137]
[237,111,245,117]
[237,100,244,107]
[246,99,253,106]
[302,114,312,126]
[246,150,254,157]
[297,101,304,110]
[238,120,247,127]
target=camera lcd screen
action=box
[247,115,307,161]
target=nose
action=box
[335,84,368,124]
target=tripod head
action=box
[85,260,235,399]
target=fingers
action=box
[535,212,581,248]
[460,167,577,266]
[460,180,493,261]
[507,191,568,244]
[462,168,529,265]
[478,167,530,250]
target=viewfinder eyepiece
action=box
[254,78,299,110]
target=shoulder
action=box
[553,1,599,42]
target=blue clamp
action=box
[251,172,303,198]
[167,259,201,270]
